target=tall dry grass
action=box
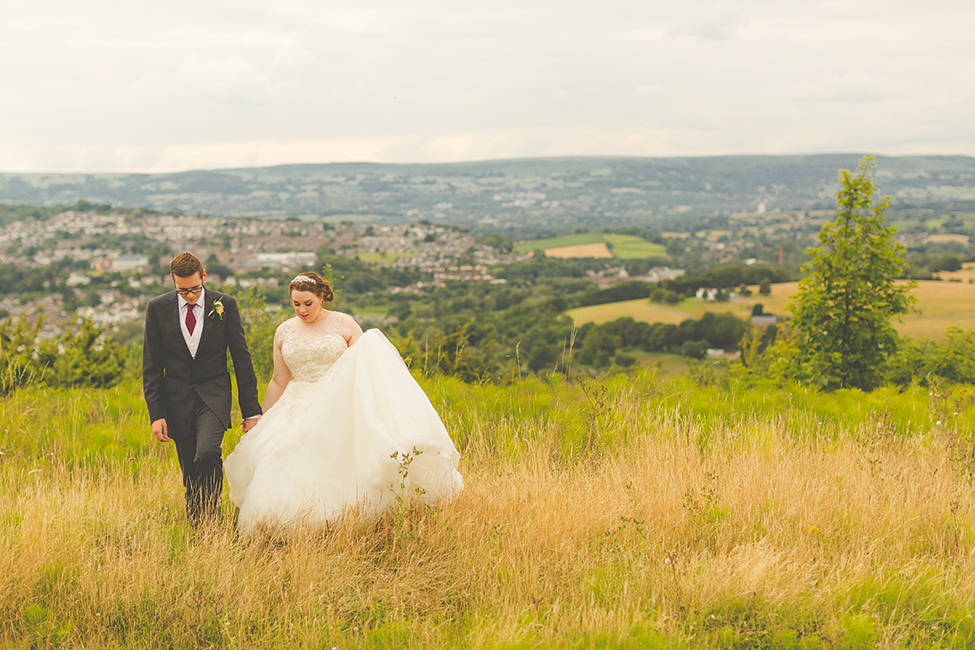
[2,376,975,648]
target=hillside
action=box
[4,374,975,647]
[3,154,974,233]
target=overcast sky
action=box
[1,0,972,172]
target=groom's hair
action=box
[170,252,205,278]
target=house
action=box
[750,315,778,327]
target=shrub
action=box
[682,340,707,359]
[885,328,975,386]
[614,353,636,368]
[0,315,126,392]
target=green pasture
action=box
[567,280,975,340]
[515,233,668,259]
[4,374,975,648]
[601,234,668,259]
[513,233,605,252]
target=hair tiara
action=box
[291,274,318,285]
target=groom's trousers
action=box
[173,394,225,525]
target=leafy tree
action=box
[0,316,43,395]
[758,278,771,296]
[884,327,975,386]
[786,157,915,391]
[1,315,126,392]
[932,253,962,273]
[35,317,127,387]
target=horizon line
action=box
[3,151,974,176]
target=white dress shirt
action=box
[177,287,206,359]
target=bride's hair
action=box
[289,271,333,302]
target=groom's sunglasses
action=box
[176,285,204,296]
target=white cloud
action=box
[0,0,973,171]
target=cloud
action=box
[173,54,273,106]
[1,0,974,171]
[668,13,747,42]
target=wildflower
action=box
[808,525,819,533]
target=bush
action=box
[932,254,962,273]
[577,281,652,307]
[0,315,126,393]
[614,353,636,368]
[0,316,42,395]
[885,328,975,386]
[682,340,707,359]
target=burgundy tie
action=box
[185,304,197,335]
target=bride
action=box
[224,272,464,536]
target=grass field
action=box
[925,234,970,244]
[602,235,668,259]
[514,233,605,253]
[544,243,613,258]
[515,234,667,260]
[3,375,975,648]
[567,300,690,326]
[568,281,975,340]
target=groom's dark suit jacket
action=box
[142,289,262,439]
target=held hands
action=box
[242,418,259,433]
[151,418,170,442]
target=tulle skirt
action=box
[225,329,464,536]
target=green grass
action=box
[513,233,605,252]
[5,374,975,648]
[602,234,668,259]
[515,233,668,259]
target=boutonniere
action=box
[209,298,225,321]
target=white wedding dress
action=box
[224,314,464,536]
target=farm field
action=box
[568,281,975,339]
[601,234,668,259]
[3,376,975,648]
[515,233,667,259]
[513,233,604,252]
[544,243,613,258]
[567,299,690,326]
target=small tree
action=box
[787,157,915,390]
[759,278,771,296]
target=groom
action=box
[143,252,262,525]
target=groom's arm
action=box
[223,295,263,422]
[142,300,167,426]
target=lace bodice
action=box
[280,313,349,387]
